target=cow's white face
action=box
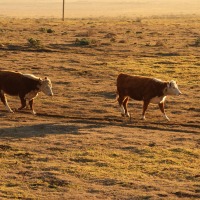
[39,77,53,96]
[166,80,182,96]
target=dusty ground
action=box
[0,16,200,199]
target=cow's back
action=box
[0,71,38,96]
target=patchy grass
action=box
[0,16,200,199]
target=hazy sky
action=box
[0,0,199,18]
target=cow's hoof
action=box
[163,115,170,121]
[12,108,19,112]
[121,113,125,117]
[32,110,37,115]
[17,107,25,111]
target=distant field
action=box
[0,16,200,199]
[0,0,200,18]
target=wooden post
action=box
[62,0,65,21]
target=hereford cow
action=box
[117,73,182,121]
[0,70,53,114]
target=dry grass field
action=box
[0,16,200,199]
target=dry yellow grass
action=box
[0,16,200,199]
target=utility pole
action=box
[62,0,65,21]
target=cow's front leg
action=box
[25,100,30,109]
[158,102,170,121]
[142,100,150,120]
[29,99,36,115]
[118,95,126,117]
[123,97,130,117]
[0,92,14,113]
[18,96,26,110]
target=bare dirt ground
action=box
[0,16,200,199]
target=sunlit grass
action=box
[0,16,199,199]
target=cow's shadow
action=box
[0,123,79,138]
[0,111,199,139]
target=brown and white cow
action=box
[116,73,182,121]
[0,70,53,114]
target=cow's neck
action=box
[163,87,168,96]
[36,84,42,92]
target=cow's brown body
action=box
[117,73,167,101]
[0,71,40,96]
[0,70,53,114]
[117,73,181,121]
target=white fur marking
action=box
[40,78,53,96]
[153,78,162,82]
[25,90,38,100]
[5,101,14,113]
[142,115,146,120]
[120,105,125,115]
[166,80,182,96]
[164,114,170,121]
[150,96,166,104]
[23,74,40,81]
[32,110,36,115]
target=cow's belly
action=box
[150,96,166,104]
[129,93,143,101]
[1,87,19,96]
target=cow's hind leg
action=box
[123,97,130,117]
[158,102,170,121]
[0,91,14,113]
